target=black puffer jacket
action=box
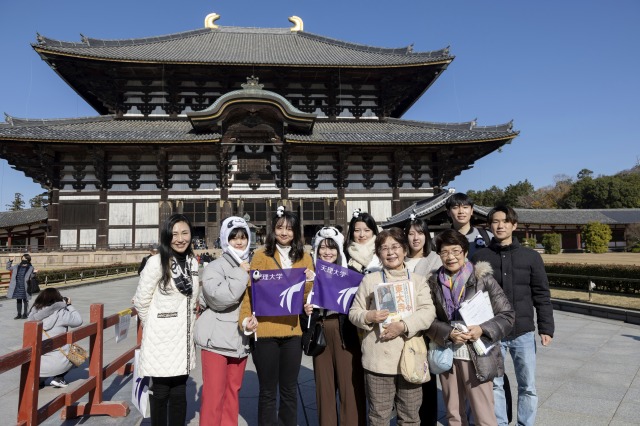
[472,238,555,339]
[426,261,514,382]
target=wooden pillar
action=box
[324,198,331,227]
[392,187,402,215]
[6,228,13,248]
[335,188,347,232]
[45,189,60,250]
[97,189,108,249]
[576,227,582,250]
[220,188,232,220]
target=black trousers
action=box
[419,373,438,425]
[149,375,188,426]
[17,299,28,315]
[252,336,302,426]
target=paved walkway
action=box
[1,276,639,425]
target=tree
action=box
[6,193,25,211]
[467,185,504,207]
[582,222,612,253]
[30,194,46,208]
[624,223,640,252]
[577,168,593,180]
[502,179,534,207]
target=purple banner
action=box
[311,259,364,314]
[251,268,306,316]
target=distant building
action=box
[0,14,518,249]
[384,189,640,251]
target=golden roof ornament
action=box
[205,13,220,29]
[288,16,303,32]
[241,76,264,90]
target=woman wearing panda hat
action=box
[303,226,366,426]
[195,216,257,426]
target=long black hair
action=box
[343,211,379,255]
[158,213,194,292]
[404,217,432,256]
[264,210,305,263]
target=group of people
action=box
[133,192,554,426]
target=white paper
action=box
[115,309,131,343]
[458,291,496,355]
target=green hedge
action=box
[545,263,640,294]
[36,263,139,285]
[542,233,561,254]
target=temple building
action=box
[0,14,518,250]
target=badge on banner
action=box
[115,308,132,343]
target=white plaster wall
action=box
[135,203,159,225]
[136,228,159,246]
[370,200,392,224]
[79,229,97,247]
[60,230,77,248]
[109,229,132,246]
[109,203,133,225]
[347,200,370,218]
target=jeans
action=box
[252,336,302,426]
[493,331,537,426]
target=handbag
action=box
[301,321,327,356]
[44,330,88,367]
[27,275,41,294]
[427,340,453,374]
[65,343,89,367]
[131,349,151,417]
[400,335,430,384]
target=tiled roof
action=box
[514,209,640,225]
[290,119,516,144]
[33,26,452,67]
[0,207,47,228]
[383,189,456,226]
[0,116,220,143]
[0,116,517,145]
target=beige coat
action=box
[349,267,436,375]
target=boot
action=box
[14,313,22,320]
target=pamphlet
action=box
[458,291,496,355]
[373,280,415,328]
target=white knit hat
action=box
[312,226,347,267]
[220,216,251,264]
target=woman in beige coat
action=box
[349,227,436,425]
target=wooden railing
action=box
[0,304,142,425]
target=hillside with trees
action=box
[467,165,640,209]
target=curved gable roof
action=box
[33,26,452,67]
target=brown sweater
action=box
[239,248,314,338]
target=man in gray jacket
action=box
[472,205,554,426]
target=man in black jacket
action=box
[137,244,158,275]
[472,205,554,426]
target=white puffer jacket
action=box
[134,254,200,377]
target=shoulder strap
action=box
[477,227,491,244]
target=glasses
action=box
[439,248,464,258]
[379,244,403,254]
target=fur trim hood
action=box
[473,261,493,280]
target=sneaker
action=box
[50,378,68,388]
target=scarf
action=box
[276,244,293,269]
[220,216,251,265]
[438,261,474,320]
[170,251,193,296]
[347,238,377,273]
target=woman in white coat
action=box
[28,288,83,388]
[134,213,201,426]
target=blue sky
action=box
[1,0,638,210]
